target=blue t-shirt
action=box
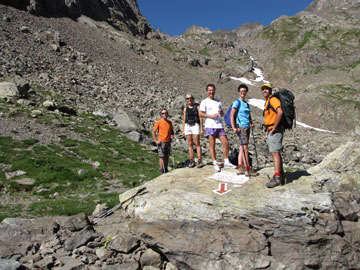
[232,99,250,128]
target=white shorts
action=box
[184,123,200,136]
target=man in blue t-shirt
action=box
[230,84,258,177]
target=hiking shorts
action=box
[266,129,284,153]
[184,123,200,136]
[205,128,227,138]
[237,127,250,145]
[157,141,171,158]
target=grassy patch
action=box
[199,47,211,56]
[0,115,163,220]
[163,42,176,52]
[320,84,360,108]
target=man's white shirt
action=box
[200,98,224,129]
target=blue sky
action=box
[137,0,314,36]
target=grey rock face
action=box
[0,259,23,270]
[118,141,360,269]
[0,82,19,100]
[112,108,141,133]
[64,225,97,251]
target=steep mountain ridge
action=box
[1,0,152,36]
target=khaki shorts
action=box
[266,129,283,153]
[157,141,171,158]
[237,127,250,145]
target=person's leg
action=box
[157,142,165,173]
[238,145,243,166]
[208,135,216,161]
[163,155,169,172]
[220,135,236,169]
[237,145,246,174]
[243,144,249,168]
[193,134,202,159]
[159,158,164,171]
[218,135,229,159]
[186,135,194,158]
[271,152,283,174]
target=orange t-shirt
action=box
[153,119,173,143]
[264,96,281,131]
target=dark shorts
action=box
[205,128,227,138]
[266,129,284,153]
[237,127,250,145]
[157,141,171,158]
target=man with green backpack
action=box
[261,83,286,188]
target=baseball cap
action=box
[260,83,272,90]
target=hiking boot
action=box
[197,159,203,168]
[189,159,195,168]
[266,175,281,188]
[237,166,246,174]
[280,173,287,185]
[245,168,259,177]
[224,162,236,169]
[213,162,221,172]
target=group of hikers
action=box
[152,83,285,188]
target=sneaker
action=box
[245,168,259,177]
[224,162,236,169]
[237,166,246,174]
[213,162,221,172]
[189,159,195,168]
[266,175,281,188]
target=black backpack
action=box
[264,89,296,130]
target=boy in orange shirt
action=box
[152,109,174,174]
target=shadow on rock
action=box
[286,170,311,184]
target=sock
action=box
[238,164,243,168]
[213,160,217,165]
[224,158,230,164]
[274,172,281,176]
[190,156,194,160]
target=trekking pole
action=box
[92,187,146,225]
[251,128,259,169]
[171,151,175,170]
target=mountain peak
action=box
[183,25,212,35]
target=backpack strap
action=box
[263,97,276,115]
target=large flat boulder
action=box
[118,141,360,269]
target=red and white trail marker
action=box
[213,183,231,195]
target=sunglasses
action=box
[161,112,168,115]
[186,97,193,100]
